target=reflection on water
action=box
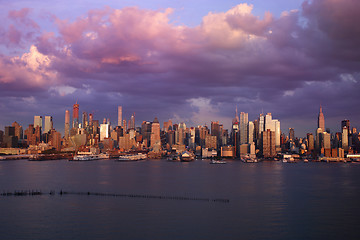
[0,160,360,240]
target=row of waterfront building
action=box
[0,103,359,160]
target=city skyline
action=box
[1,102,358,140]
[0,0,359,136]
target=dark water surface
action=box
[0,159,359,240]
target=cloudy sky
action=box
[0,0,359,137]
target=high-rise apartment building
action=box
[163,120,173,132]
[205,135,217,149]
[259,114,265,135]
[3,126,17,148]
[261,129,276,158]
[34,116,43,130]
[289,128,295,141]
[265,113,275,131]
[89,113,93,126]
[315,127,323,151]
[341,119,350,129]
[240,112,248,145]
[189,127,195,149]
[248,121,254,144]
[65,110,70,140]
[44,116,53,134]
[307,133,314,151]
[341,119,350,136]
[100,123,110,141]
[82,112,88,128]
[73,102,79,128]
[11,121,23,140]
[274,120,280,148]
[130,113,135,129]
[150,117,161,151]
[342,126,349,151]
[322,132,331,150]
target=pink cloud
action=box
[0,1,359,126]
[7,24,22,45]
[8,8,39,29]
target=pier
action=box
[0,190,230,203]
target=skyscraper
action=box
[11,121,23,140]
[265,113,274,131]
[318,105,325,132]
[261,129,276,158]
[130,113,135,129]
[150,117,161,152]
[342,126,349,151]
[34,116,43,130]
[315,128,323,152]
[163,120,173,132]
[229,108,239,155]
[274,120,281,148]
[341,119,350,135]
[211,121,220,147]
[88,113,93,126]
[259,114,265,136]
[82,112,88,128]
[289,128,295,141]
[65,110,70,140]
[100,123,110,141]
[248,121,254,144]
[73,101,79,128]
[307,133,314,151]
[322,132,331,150]
[118,106,122,127]
[240,112,248,145]
[44,116,53,134]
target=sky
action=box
[0,0,359,138]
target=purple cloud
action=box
[0,0,359,136]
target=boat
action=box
[116,153,147,161]
[304,159,309,163]
[210,159,226,164]
[180,151,195,162]
[241,156,258,163]
[71,152,109,161]
[241,154,258,163]
[167,154,180,161]
[283,157,295,163]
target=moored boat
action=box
[180,151,195,162]
[241,154,258,163]
[116,153,147,161]
[167,154,180,161]
[70,152,109,161]
[210,159,226,164]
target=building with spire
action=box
[318,105,325,132]
[130,113,135,129]
[118,106,122,127]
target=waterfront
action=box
[0,159,360,240]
